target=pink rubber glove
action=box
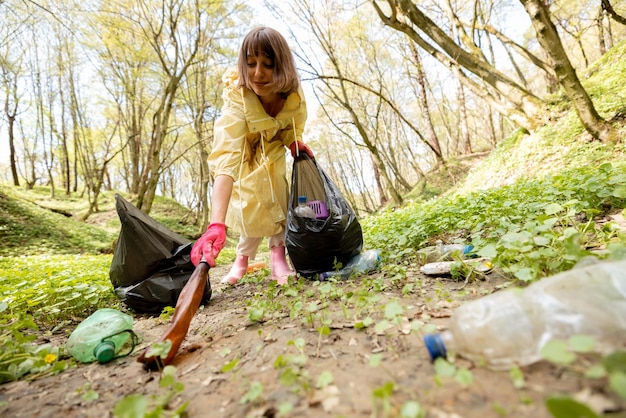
[289,141,314,159]
[190,223,227,267]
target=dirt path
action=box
[0,264,619,418]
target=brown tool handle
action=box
[137,261,209,369]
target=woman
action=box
[190,26,314,285]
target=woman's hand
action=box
[289,141,314,158]
[190,223,227,267]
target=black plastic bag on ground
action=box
[286,155,363,278]
[110,194,211,314]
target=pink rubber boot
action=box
[220,255,249,285]
[270,246,294,285]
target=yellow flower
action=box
[44,353,57,364]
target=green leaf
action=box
[545,203,564,215]
[422,323,438,334]
[584,364,606,379]
[81,390,99,401]
[433,358,456,378]
[273,354,286,369]
[372,381,394,398]
[354,317,373,329]
[533,236,551,246]
[540,340,576,365]
[279,368,298,386]
[374,320,390,334]
[221,358,240,373]
[145,340,172,360]
[317,325,331,336]
[400,401,423,418]
[612,186,626,198]
[286,354,307,367]
[278,401,294,416]
[240,381,264,404]
[384,301,404,319]
[609,371,626,400]
[477,244,497,258]
[316,370,334,388]
[454,368,474,386]
[568,335,595,353]
[545,396,599,418]
[248,307,265,322]
[162,365,177,377]
[289,338,306,352]
[159,372,175,388]
[514,267,535,282]
[113,394,148,418]
[369,353,382,367]
[509,367,525,389]
[603,351,626,374]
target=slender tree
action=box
[520,0,616,142]
[406,42,443,159]
[1,57,22,186]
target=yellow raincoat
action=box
[208,69,307,237]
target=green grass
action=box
[363,162,626,282]
[0,254,118,322]
[0,187,204,257]
[0,186,117,256]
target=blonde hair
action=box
[237,27,300,98]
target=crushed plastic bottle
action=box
[294,195,316,219]
[423,258,626,370]
[417,240,474,263]
[319,249,382,280]
[420,258,492,276]
[66,308,139,363]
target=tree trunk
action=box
[597,5,607,56]
[520,0,616,143]
[3,70,20,186]
[407,42,442,158]
[136,73,181,214]
[458,82,472,154]
[370,154,389,208]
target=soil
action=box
[1,261,624,418]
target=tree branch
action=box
[602,0,626,26]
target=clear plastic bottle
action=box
[319,249,382,280]
[423,259,626,370]
[294,195,316,219]
[417,240,474,263]
[66,308,138,363]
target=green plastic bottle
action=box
[66,308,138,363]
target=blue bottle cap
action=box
[423,333,447,362]
[298,196,307,204]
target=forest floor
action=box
[2,258,624,418]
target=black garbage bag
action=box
[285,154,363,278]
[109,194,211,314]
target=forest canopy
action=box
[1,0,625,227]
